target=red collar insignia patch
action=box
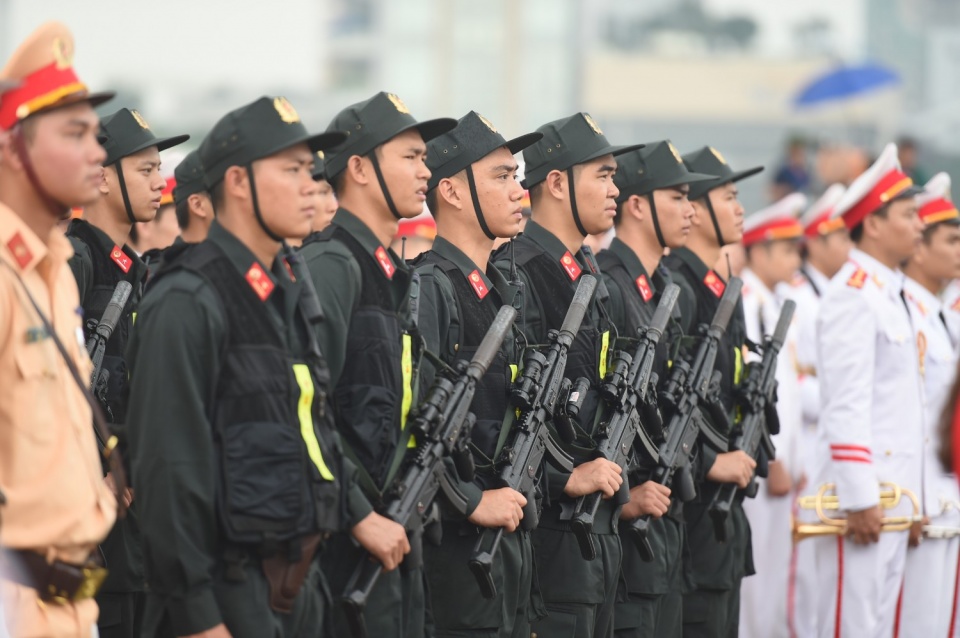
[560,251,582,281]
[703,270,725,298]
[952,297,960,312]
[245,262,275,301]
[7,232,33,269]
[846,268,867,289]
[110,245,132,273]
[635,274,653,302]
[374,246,395,280]
[468,269,489,300]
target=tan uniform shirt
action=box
[0,202,116,637]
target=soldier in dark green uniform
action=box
[661,146,761,638]
[65,107,188,638]
[596,140,716,637]
[299,91,455,638]
[125,95,393,638]
[490,113,639,638]
[413,111,541,637]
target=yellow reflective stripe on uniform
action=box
[131,312,137,325]
[734,346,744,385]
[292,363,334,480]
[598,330,611,379]
[509,364,519,382]
[400,333,416,448]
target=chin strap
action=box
[646,193,667,249]
[702,192,726,247]
[245,165,284,242]
[10,123,69,218]
[111,160,138,225]
[465,165,496,241]
[567,167,588,237]
[368,151,403,220]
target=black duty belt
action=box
[0,548,107,603]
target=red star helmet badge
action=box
[245,262,275,301]
[374,246,395,280]
[635,274,653,302]
[560,251,582,281]
[110,245,132,273]
[703,270,725,298]
[6,232,33,269]
[468,269,489,300]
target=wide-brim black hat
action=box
[98,107,189,166]
[683,146,764,201]
[615,140,717,202]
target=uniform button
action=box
[885,450,892,456]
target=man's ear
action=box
[223,165,250,203]
[437,177,464,211]
[97,166,109,195]
[544,169,566,201]
[344,154,371,187]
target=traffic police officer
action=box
[597,140,715,637]
[491,112,637,638]
[65,107,188,638]
[663,146,760,638]
[812,143,924,638]
[126,95,373,638]
[415,111,541,637]
[299,91,455,638]
[0,22,118,638]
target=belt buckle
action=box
[73,565,108,602]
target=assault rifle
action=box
[628,277,743,560]
[86,280,133,426]
[341,305,518,638]
[708,300,795,541]
[467,275,599,598]
[569,284,680,560]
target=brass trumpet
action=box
[792,482,922,542]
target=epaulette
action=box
[846,268,867,289]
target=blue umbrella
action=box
[793,63,900,107]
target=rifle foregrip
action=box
[559,275,597,341]
[630,516,655,562]
[571,493,601,561]
[468,305,517,380]
[709,490,734,542]
[521,494,539,532]
[95,281,133,343]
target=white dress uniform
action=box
[943,280,960,344]
[812,144,925,638]
[736,194,806,638]
[782,183,848,638]
[900,278,960,637]
[899,175,960,638]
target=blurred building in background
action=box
[3,0,960,209]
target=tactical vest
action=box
[663,252,746,431]
[503,237,613,457]
[302,226,419,493]
[415,253,516,476]
[66,220,141,424]
[155,242,341,543]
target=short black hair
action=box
[425,189,439,218]
[209,180,225,215]
[849,203,889,243]
[175,198,191,230]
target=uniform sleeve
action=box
[302,246,360,388]
[66,237,93,306]
[341,452,375,527]
[126,282,224,636]
[816,289,879,511]
[415,269,483,516]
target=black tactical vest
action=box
[156,242,341,543]
[66,219,141,424]
[415,253,516,475]
[501,237,613,458]
[302,226,419,492]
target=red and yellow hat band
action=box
[841,169,914,230]
[742,218,804,247]
[803,211,846,238]
[0,60,88,130]
[919,197,959,226]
